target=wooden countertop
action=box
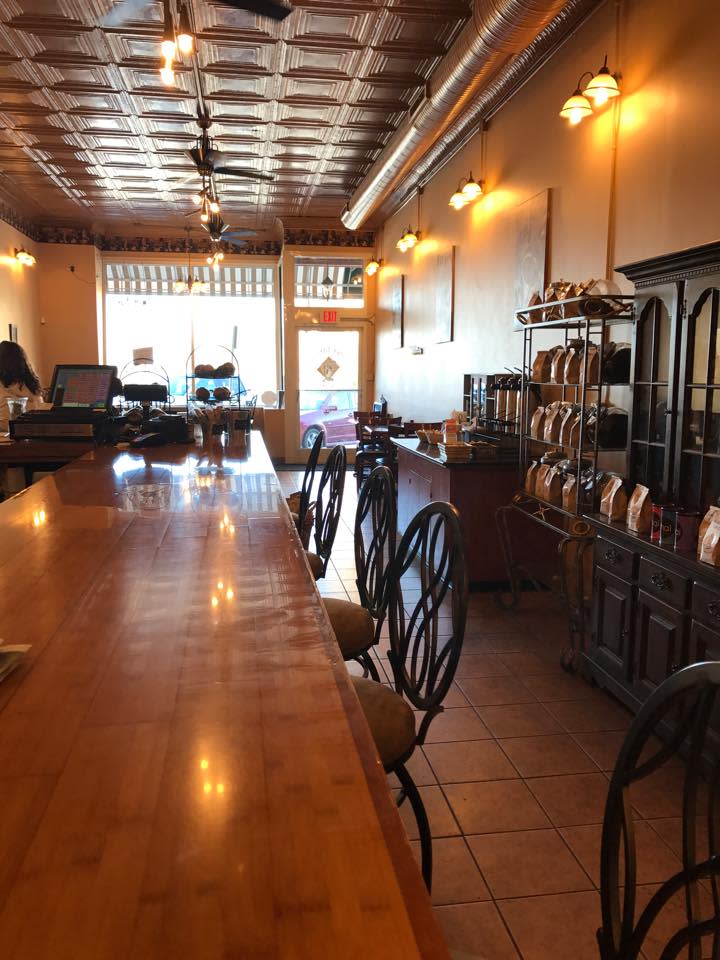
[392,437,516,470]
[0,433,447,959]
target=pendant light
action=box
[161,0,176,61]
[449,173,483,210]
[365,258,380,276]
[176,2,194,56]
[583,55,621,107]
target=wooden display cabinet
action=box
[585,242,720,715]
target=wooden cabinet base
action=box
[394,440,517,586]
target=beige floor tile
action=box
[498,890,601,960]
[424,707,492,743]
[560,820,681,887]
[424,739,518,784]
[467,828,593,899]
[526,772,610,827]
[454,654,512,678]
[499,734,598,778]
[394,784,460,840]
[435,902,520,960]
[571,730,628,771]
[456,676,536,707]
[476,702,563,739]
[444,779,550,835]
[410,836,490,906]
[498,652,560,676]
[544,697,631,733]
[522,672,593,702]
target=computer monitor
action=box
[49,365,117,412]
[371,401,383,413]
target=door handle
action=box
[604,548,621,566]
[708,601,720,620]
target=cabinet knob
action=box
[651,571,672,592]
[604,548,621,565]
[670,662,680,674]
[708,601,720,620]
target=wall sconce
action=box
[560,56,620,125]
[15,248,36,266]
[396,227,419,253]
[449,173,483,210]
[365,258,381,276]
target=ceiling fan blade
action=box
[219,0,293,22]
[99,0,152,26]
[221,229,257,238]
[206,148,223,166]
[214,166,275,182]
[188,147,203,168]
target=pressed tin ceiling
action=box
[0,0,472,235]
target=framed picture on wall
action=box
[514,188,550,311]
[434,246,456,344]
[8,324,17,343]
[389,274,405,349]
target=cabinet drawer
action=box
[639,558,689,608]
[691,581,720,631]
[595,536,636,579]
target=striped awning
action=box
[294,257,364,301]
[105,262,276,297]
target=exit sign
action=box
[322,310,337,324]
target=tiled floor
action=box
[277,467,697,960]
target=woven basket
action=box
[286,491,315,549]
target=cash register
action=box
[9,364,117,441]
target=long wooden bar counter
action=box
[0,433,447,959]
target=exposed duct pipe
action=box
[341,0,602,230]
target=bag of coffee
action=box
[600,476,628,521]
[586,344,600,384]
[531,351,552,382]
[543,402,565,443]
[698,506,720,559]
[626,484,652,533]
[550,347,568,384]
[543,465,563,506]
[525,461,540,493]
[530,406,546,439]
[564,343,584,384]
[558,405,577,446]
[699,517,720,567]
[535,463,551,499]
[562,475,578,513]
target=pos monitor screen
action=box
[50,364,117,412]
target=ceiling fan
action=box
[101,0,293,27]
[188,110,275,184]
[201,213,256,244]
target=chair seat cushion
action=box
[305,551,323,580]
[323,598,374,658]
[351,676,415,770]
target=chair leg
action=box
[354,650,380,681]
[395,761,432,892]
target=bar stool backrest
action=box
[298,430,324,532]
[386,501,467,742]
[355,465,396,619]
[598,661,720,960]
[313,444,347,577]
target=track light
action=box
[365,259,381,276]
[177,3,194,55]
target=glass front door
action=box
[297,329,360,449]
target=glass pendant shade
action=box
[584,66,620,107]
[461,176,483,201]
[449,190,466,210]
[365,259,380,276]
[559,88,593,125]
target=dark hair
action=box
[0,341,41,394]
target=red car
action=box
[299,390,358,448]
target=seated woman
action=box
[0,341,44,432]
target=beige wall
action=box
[36,243,100,384]
[375,0,720,420]
[0,219,42,375]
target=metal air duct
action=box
[341,0,602,230]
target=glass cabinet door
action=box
[677,284,720,511]
[629,286,679,499]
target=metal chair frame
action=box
[349,465,396,680]
[312,443,346,578]
[598,661,720,960]
[296,430,324,540]
[384,501,468,890]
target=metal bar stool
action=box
[598,661,720,960]
[324,465,396,681]
[351,501,468,891]
[290,430,323,548]
[305,443,346,580]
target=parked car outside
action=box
[299,390,358,448]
